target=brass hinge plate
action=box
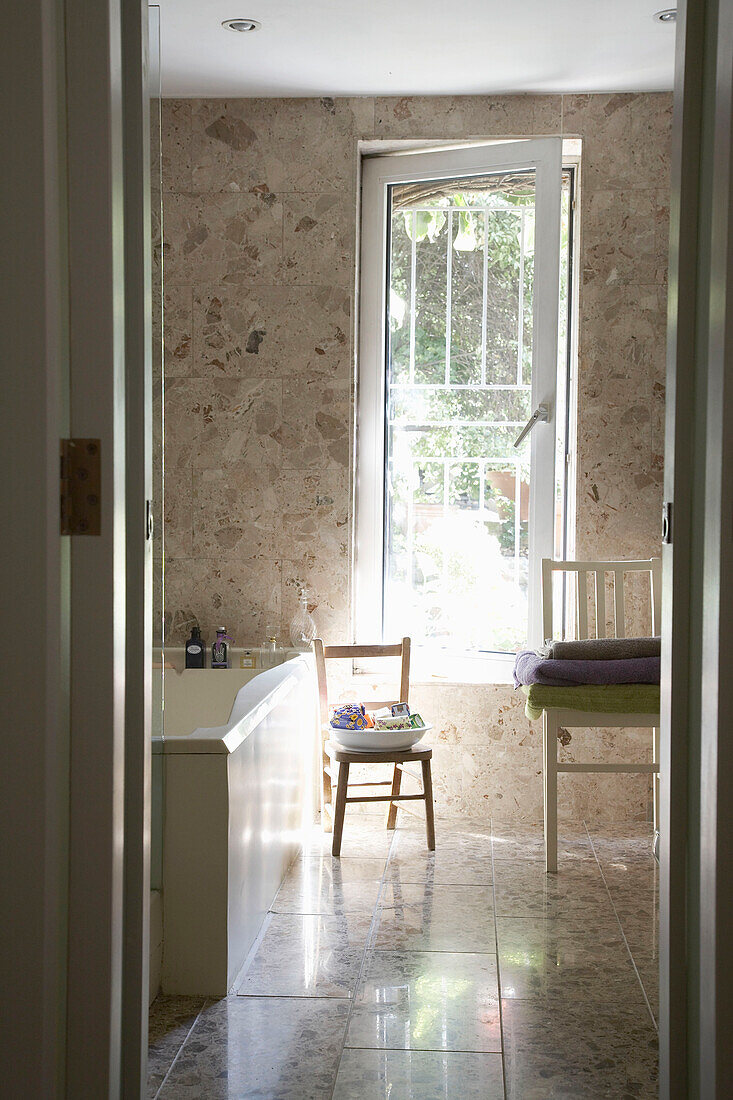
[60,438,101,535]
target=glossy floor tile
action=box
[150,816,661,1099]
[497,916,647,1003]
[375,882,495,951]
[346,949,502,1052]
[237,912,373,997]
[501,999,658,1099]
[332,1048,505,1099]
[272,861,383,915]
[157,996,349,1099]
[147,996,206,1099]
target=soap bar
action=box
[409,712,426,728]
[374,715,412,730]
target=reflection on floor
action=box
[148,815,659,1098]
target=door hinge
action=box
[60,438,101,535]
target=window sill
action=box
[410,652,515,686]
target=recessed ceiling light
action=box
[222,17,261,33]
[654,9,677,23]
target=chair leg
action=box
[332,761,349,857]
[323,750,334,833]
[386,764,402,830]
[653,725,660,835]
[421,759,436,851]
[543,710,558,874]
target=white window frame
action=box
[355,139,563,652]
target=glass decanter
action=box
[289,589,317,649]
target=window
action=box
[357,141,575,659]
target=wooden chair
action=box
[313,637,435,857]
[540,558,661,873]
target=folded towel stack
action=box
[542,636,660,661]
[513,636,661,690]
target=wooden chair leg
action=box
[386,764,402,830]
[332,761,349,857]
[543,710,558,874]
[421,759,436,851]
[323,751,334,833]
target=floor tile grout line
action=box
[327,822,402,1100]
[583,820,659,1031]
[489,818,509,1100]
[152,998,211,1100]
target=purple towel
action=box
[513,650,661,688]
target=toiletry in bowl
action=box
[185,626,205,669]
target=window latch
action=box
[513,403,550,449]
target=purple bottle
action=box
[211,627,232,669]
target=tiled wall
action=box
[161,93,671,821]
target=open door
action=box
[357,139,563,652]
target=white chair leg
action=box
[653,725,660,835]
[543,710,558,874]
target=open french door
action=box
[357,138,563,650]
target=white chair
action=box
[540,558,661,873]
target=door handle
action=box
[513,403,550,448]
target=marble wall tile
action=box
[581,188,663,289]
[161,99,192,192]
[164,285,193,378]
[190,97,367,194]
[191,462,281,560]
[373,95,561,138]
[163,191,283,286]
[280,378,351,468]
[165,376,281,468]
[164,555,281,645]
[282,193,355,286]
[192,285,351,379]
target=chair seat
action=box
[325,738,432,764]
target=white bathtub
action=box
[153,653,319,995]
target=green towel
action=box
[522,683,660,721]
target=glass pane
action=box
[414,211,447,384]
[485,210,521,385]
[450,210,484,385]
[384,169,569,654]
[389,211,412,384]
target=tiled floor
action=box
[148,815,659,1098]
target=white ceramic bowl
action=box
[330,724,432,753]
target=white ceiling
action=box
[155,0,676,99]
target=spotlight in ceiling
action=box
[222,17,261,32]
[653,9,677,22]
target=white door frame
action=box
[356,139,562,647]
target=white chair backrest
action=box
[541,558,661,643]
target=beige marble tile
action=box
[279,378,351,468]
[333,1049,505,1100]
[161,99,192,193]
[190,97,367,194]
[581,188,663,289]
[163,286,193,378]
[164,555,281,645]
[282,552,350,641]
[164,465,193,559]
[163,191,283,286]
[282,193,355,286]
[165,376,281,469]
[374,95,560,138]
[192,285,352,379]
[502,999,658,1098]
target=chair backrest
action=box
[313,638,411,727]
[541,558,661,643]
